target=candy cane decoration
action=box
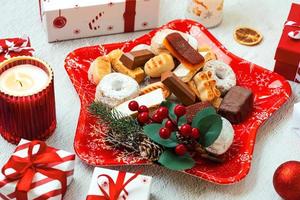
[288,30,300,40]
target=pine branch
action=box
[89,101,145,152]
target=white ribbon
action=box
[285,20,300,28]
[0,38,34,59]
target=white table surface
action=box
[1,0,300,199]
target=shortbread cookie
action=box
[144,53,175,78]
[88,56,112,85]
[198,45,217,62]
[108,49,146,83]
[203,60,236,95]
[193,71,221,102]
[107,49,123,63]
[95,73,139,107]
[140,82,171,98]
[187,80,201,99]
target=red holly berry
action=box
[191,128,200,139]
[159,128,171,139]
[128,101,139,111]
[165,120,175,130]
[180,124,192,137]
[175,144,187,156]
[156,106,169,119]
[138,105,149,113]
[174,105,186,117]
[137,112,149,124]
[152,113,163,123]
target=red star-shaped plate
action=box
[64,20,291,184]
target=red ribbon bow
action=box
[87,171,142,200]
[0,38,34,61]
[1,141,67,200]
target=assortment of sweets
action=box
[88,29,254,170]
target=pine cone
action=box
[176,133,196,147]
[139,136,163,161]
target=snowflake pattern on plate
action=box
[64,20,291,184]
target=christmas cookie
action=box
[107,49,123,63]
[206,117,234,155]
[108,49,146,83]
[144,53,175,78]
[203,60,236,94]
[119,49,154,70]
[95,73,139,107]
[140,82,171,98]
[161,71,196,106]
[88,56,112,85]
[198,45,217,62]
[163,33,204,69]
[193,71,221,102]
[219,86,253,124]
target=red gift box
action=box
[274,3,300,83]
[0,37,34,62]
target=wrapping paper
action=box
[274,3,300,82]
[0,37,34,62]
[0,139,75,200]
[40,0,160,42]
[86,168,152,200]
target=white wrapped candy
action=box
[95,73,139,107]
[206,117,234,155]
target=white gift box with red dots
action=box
[40,0,160,42]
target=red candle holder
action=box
[0,56,56,144]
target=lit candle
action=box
[0,57,56,144]
[0,64,50,96]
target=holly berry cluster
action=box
[128,101,201,156]
[128,100,169,124]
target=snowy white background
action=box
[1,0,300,199]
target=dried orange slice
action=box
[234,27,263,46]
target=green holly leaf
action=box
[144,123,178,148]
[197,115,223,147]
[191,106,216,128]
[158,149,195,171]
[160,100,177,120]
[178,116,187,126]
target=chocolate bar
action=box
[186,102,212,123]
[161,71,196,106]
[219,86,253,124]
[119,49,154,70]
[164,33,204,69]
